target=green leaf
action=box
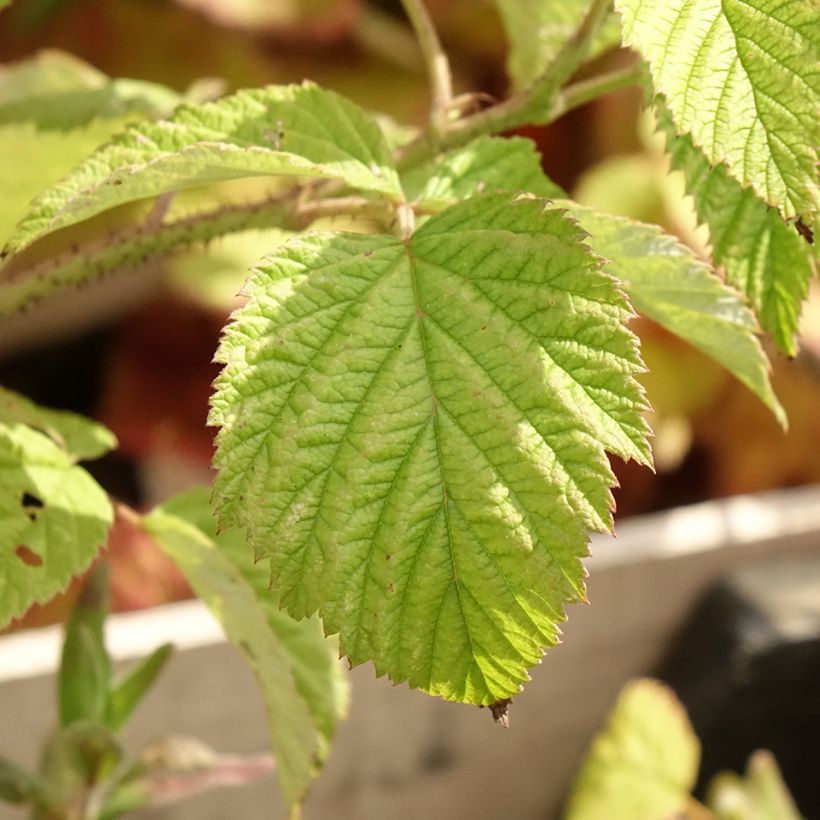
[161,486,348,752]
[4,82,401,255]
[105,644,173,732]
[211,192,650,705]
[615,0,820,220]
[403,135,565,208]
[0,50,182,130]
[0,386,117,460]
[495,0,622,91]
[0,120,131,246]
[565,678,700,820]
[0,423,113,629]
[656,103,815,357]
[568,205,786,427]
[58,564,111,727]
[0,52,180,247]
[0,756,50,806]
[707,750,801,820]
[143,488,348,810]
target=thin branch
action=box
[552,61,643,119]
[400,0,453,136]
[395,0,617,169]
[546,0,615,91]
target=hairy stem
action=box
[400,0,453,137]
[0,193,387,315]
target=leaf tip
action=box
[794,217,814,245]
[487,698,513,729]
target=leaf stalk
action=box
[399,0,453,138]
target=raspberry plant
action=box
[0,0,816,815]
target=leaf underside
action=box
[211,192,650,705]
[616,0,820,220]
[4,81,401,254]
[144,487,348,809]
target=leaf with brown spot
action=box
[0,422,112,629]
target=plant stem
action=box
[395,0,618,169]
[353,4,423,73]
[292,195,389,228]
[0,193,387,315]
[400,0,453,137]
[547,0,616,90]
[553,61,643,118]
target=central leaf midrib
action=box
[404,243,479,694]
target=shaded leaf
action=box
[160,487,349,751]
[143,489,347,810]
[565,678,699,820]
[58,564,111,727]
[0,50,182,130]
[38,721,122,813]
[707,749,801,820]
[4,82,401,254]
[0,756,50,806]
[403,135,564,207]
[616,0,820,219]
[211,192,650,705]
[106,643,173,732]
